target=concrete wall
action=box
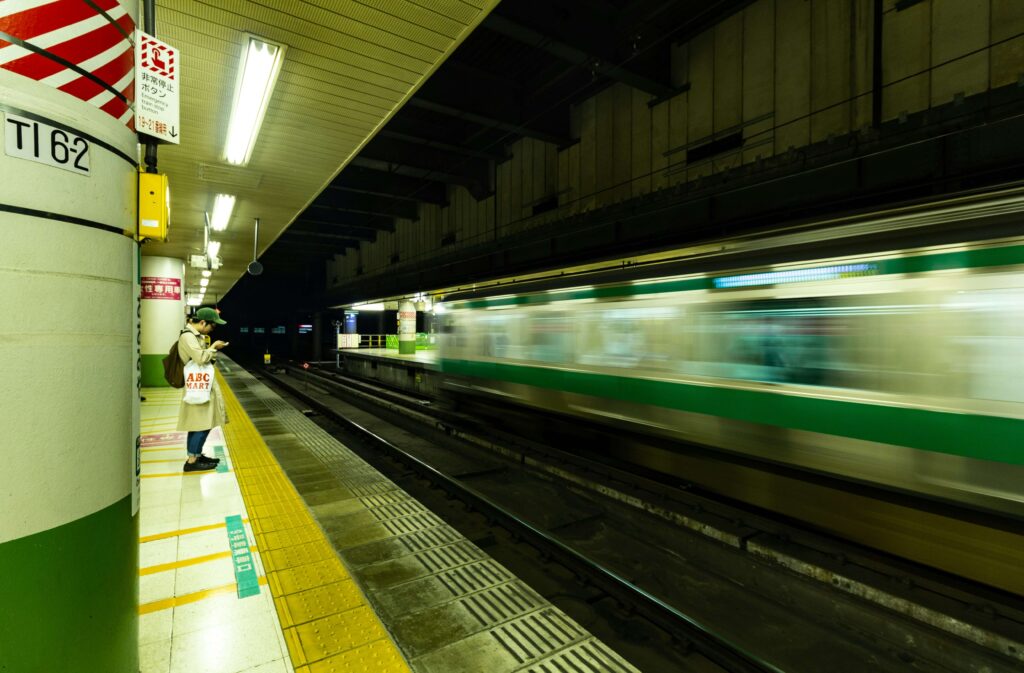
[330,0,1024,288]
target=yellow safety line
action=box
[218,370,411,673]
[139,546,259,576]
[141,471,216,479]
[139,521,246,544]
[138,576,269,615]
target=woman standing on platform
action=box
[177,307,229,472]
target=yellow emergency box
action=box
[138,171,170,241]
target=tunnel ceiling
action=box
[259,0,754,280]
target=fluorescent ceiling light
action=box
[351,302,384,312]
[187,295,202,306]
[210,194,235,232]
[207,240,222,259]
[224,36,286,165]
[202,270,212,278]
[200,278,209,287]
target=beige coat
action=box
[176,324,227,432]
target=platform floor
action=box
[338,347,437,365]
[138,375,408,673]
[138,359,636,673]
[137,389,294,673]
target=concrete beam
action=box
[308,191,419,221]
[330,167,448,205]
[280,227,376,242]
[291,214,395,232]
[377,130,507,162]
[481,14,674,98]
[406,98,573,147]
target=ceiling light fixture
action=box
[210,194,236,231]
[202,270,212,278]
[200,278,209,288]
[224,36,286,166]
[207,240,222,260]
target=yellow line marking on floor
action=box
[139,520,248,544]
[218,370,411,672]
[138,576,269,615]
[141,447,183,454]
[141,468,232,479]
[141,459,183,465]
[139,545,259,576]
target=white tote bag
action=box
[182,360,215,405]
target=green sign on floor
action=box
[224,515,260,598]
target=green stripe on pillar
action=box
[141,353,170,387]
[0,495,138,673]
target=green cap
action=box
[195,307,227,325]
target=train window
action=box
[946,288,1024,403]
[687,298,840,385]
[527,312,570,363]
[576,306,675,369]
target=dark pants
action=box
[186,429,211,457]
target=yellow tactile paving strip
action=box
[218,370,412,673]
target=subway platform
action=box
[333,348,440,398]
[336,347,438,367]
[137,357,637,673]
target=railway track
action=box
[251,360,1024,672]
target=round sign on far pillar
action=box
[303,362,310,370]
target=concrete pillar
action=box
[0,3,140,671]
[140,257,186,386]
[399,300,416,354]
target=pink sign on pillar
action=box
[141,432,186,447]
[141,277,181,300]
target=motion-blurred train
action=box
[437,202,1024,520]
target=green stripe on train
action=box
[440,359,1024,466]
[455,243,1024,309]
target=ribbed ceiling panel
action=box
[145,0,499,300]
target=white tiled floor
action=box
[139,388,294,673]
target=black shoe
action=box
[184,460,217,472]
[195,454,220,464]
